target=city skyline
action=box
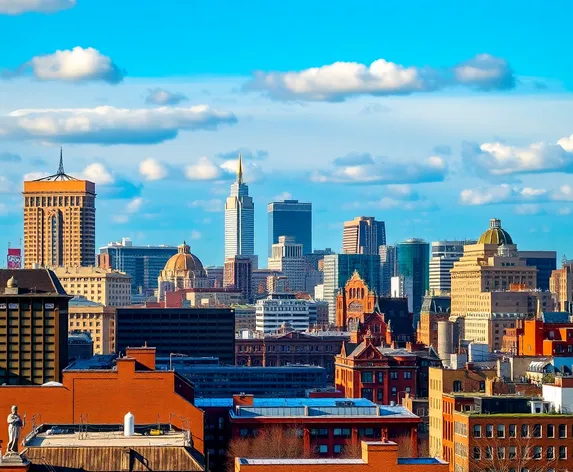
[1,1,573,265]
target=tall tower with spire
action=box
[224,153,255,261]
[23,149,96,268]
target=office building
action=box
[23,150,96,268]
[53,266,132,307]
[157,241,209,300]
[205,265,224,288]
[251,268,282,298]
[391,275,414,312]
[519,250,557,291]
[267,236,306,292]
[225,153,255,261]
[0,347,206,459]
[0,269,70,385]
[342,216,386,255]
[165,287,244,308]
[268,199,312,256]
[157,357,327,397]
[68,296,116,355]
[224,256,253,302]
[429,241,475,294]
[397,239,429,323]
[255,293,313,333]
[98,237,177,295]
[67,331,94,362]
[234,304,257,332]
[116,307,235,364]
[550,262,573,312]
[323,254,381,324]
[379,244,396,296]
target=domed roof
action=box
[163,241,204,273]
[478,218,513,245]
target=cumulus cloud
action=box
[220,158,264,182]
[145,88,188,106]
[244,53,515,101]
[139,158,169,181]
[0,0,75,14]
[344,184,437,211]
[189,199,224,212]
[463,133,573,177]
[82,163,114,185]
[312,153,447,185]
[126,197,144,213]
[459,184,573,206]
[5,47,124,83]
[185,157,223,181]
[0,105,238,145]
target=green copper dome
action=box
[478,218,513,245]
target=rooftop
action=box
[0,269,68,296]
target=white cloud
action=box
[23,171,49,181]
[460,185,546,205]
[82,163,114,185]
[514,204,544,216]
[0,105,238,145]
[0,0,75,14]
[189,199,224,212]
[145,88,188,106]
[273,191,293,201]
[112,214,129,224]
[17,47,124,83]
[344,184,436,211]
[185,157,222,181]
[464,132,573,176]
[245,54,515,101]
[126,197,144,213]
[190,230,201,240]
[220,159,264,182]
[312,154,446,184]
[139,158,168,181]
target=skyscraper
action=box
[396,238,429,323]
[379,244,396,296]
[225,154,255,261]
[267,200,312,256]
[224,256,253,302]
[23,150,96,268]
[267,236,306,292]
[323,254,381,323]
[429,240,475,294]
[519,250,557,291]
[342,216,386,255]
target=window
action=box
[559,446,567,459]
[498,447,505,459]
[361,388,373,401]
[361,372,373,383]
[473,447,480,460]
[521,424,529,438]
[548,424,555,438]
[547,446,554,460]
[318,445,328,454]
[559,424,567,438]
[497,424,505,438]
[390,372,398,379]
[533,424,541,438]
[486,424,493,438]
[485,446,493,459]
[533,446,542,459]
[453,380,462,392]
[404,371,412,379]
[509,424,517,438]
[473,425,481,438]
[509,446,516,459]
[333,445,342,454]
[391,387,397,396]
[377,372,384,383]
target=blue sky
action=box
[0,0,572,265]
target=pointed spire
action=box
[57,147,65,175]
[237,152,244,184]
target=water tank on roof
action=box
[124,412,134,437]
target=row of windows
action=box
[473,424,568,439]
[361,371,412,382]
[471,445,567,461]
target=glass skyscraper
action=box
[323,254,381,324]
[225,154,255,260]
[267,200,312,256]
[396,239,429,325]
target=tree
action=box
[226,426,308,471]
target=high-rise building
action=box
[267,199,312,256]
[224,256,253,302]
[323,254,381,323]
[396,238,429,322]
[255,293,312,333]
[225,154,255,261]
[519,250,557,291]
[429,240,475,294]
[550,262,573,312]
[98,238,177,295]
[23,150,96,268]
[205,265,224,288]
[267,236,306,292]
[379,244,396,296]
[0,269,70,385]
[53,266,132,307]
[342,216,386,255]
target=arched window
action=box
[453,380,462,392]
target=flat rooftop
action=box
[25,429,188,448]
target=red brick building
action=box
[335,337,441,404]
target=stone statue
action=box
[6,405,23,456]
